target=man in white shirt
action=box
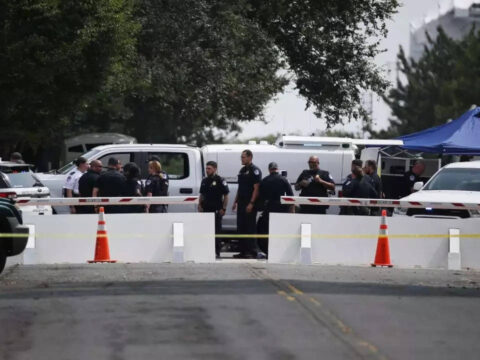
[63,157,89,214]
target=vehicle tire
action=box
[0,248,6,274]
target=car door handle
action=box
[180,188,193,194]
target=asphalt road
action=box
[1,263,480,360]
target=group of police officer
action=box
[63,156,169,214]
[64,150,420,259]
[197,149,416,259]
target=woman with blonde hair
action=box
[145,160,169,213]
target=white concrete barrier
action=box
[269,213,480,269]
[20,213,215,264]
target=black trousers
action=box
[257,212,269,255]
[299,205,327,214]
[205,210,223,255]
[150,204,167,213]
[75,205,95,214]
[237,201,259,255]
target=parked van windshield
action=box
[424,168,480,191]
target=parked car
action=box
[0,198,29,274]
[0,162,52,215]
[394,161,480,218]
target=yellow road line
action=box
[285,282,304,295]
[277,290,296,302]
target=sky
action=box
[239,0,442,139]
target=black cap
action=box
[268,162,278,170]
[108,157,119,166]
[352,159,363,167]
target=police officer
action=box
[363,159,383,215]
[364,160,382,197]
[92,157,127,214]
[399,160,425,198]
[9,152,24,164]
[342,163,378,215]
[77,160,103,214]
[257,162,294,255]
[123,162,144,213]
[145,160,169,213]
[232,149,264,259]
[294,156,335,214]
[64,157,88,214]
[198,161,229,257]
[339,159,363,215]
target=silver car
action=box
[0,162,52,215]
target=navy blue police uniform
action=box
[77,169,101,214]
[124,178,144,213]
[339,174,354,215]
[199,174,229,256]
[296,169,335,214]
[145,172,169,213]
[257,172,294,254]
[341,175,378,215]
[366,172,382,215]
[237,164,262,256]
[94,169,127,214]
[399,170,419,199]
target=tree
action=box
[0,0,138,165]
[250,0,399,127]
[126,0,288,145]
[384,27,480,136]
[127,0,399,144]
[0,0,399,165]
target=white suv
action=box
[395,161,480,218]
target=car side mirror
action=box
[413,181,424,192]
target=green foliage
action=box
[251,0,399,127]
[318,129,362,138]
[127,0,399,144]
[384,27,480,136]
[0,0,398,165]
[126,0,288,145]
[0,0,138,156]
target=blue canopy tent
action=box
[398,107,480,155]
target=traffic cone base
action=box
[371,264,393,268]
[88,207,116,263]
[371,210,393,268]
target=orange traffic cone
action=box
[371,209,393,267]
[88,207,116,263]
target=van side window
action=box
[68,145,84,153]
[148,153,189,180]
[97,153,132,169]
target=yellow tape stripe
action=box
[2,233,480,239]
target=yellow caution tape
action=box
[2,233,480,239]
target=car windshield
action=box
[6,173,44,188]
[423,168,480,191]
[0,164,32,173]
[57,149,101,174]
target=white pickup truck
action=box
[36,136,358,229]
